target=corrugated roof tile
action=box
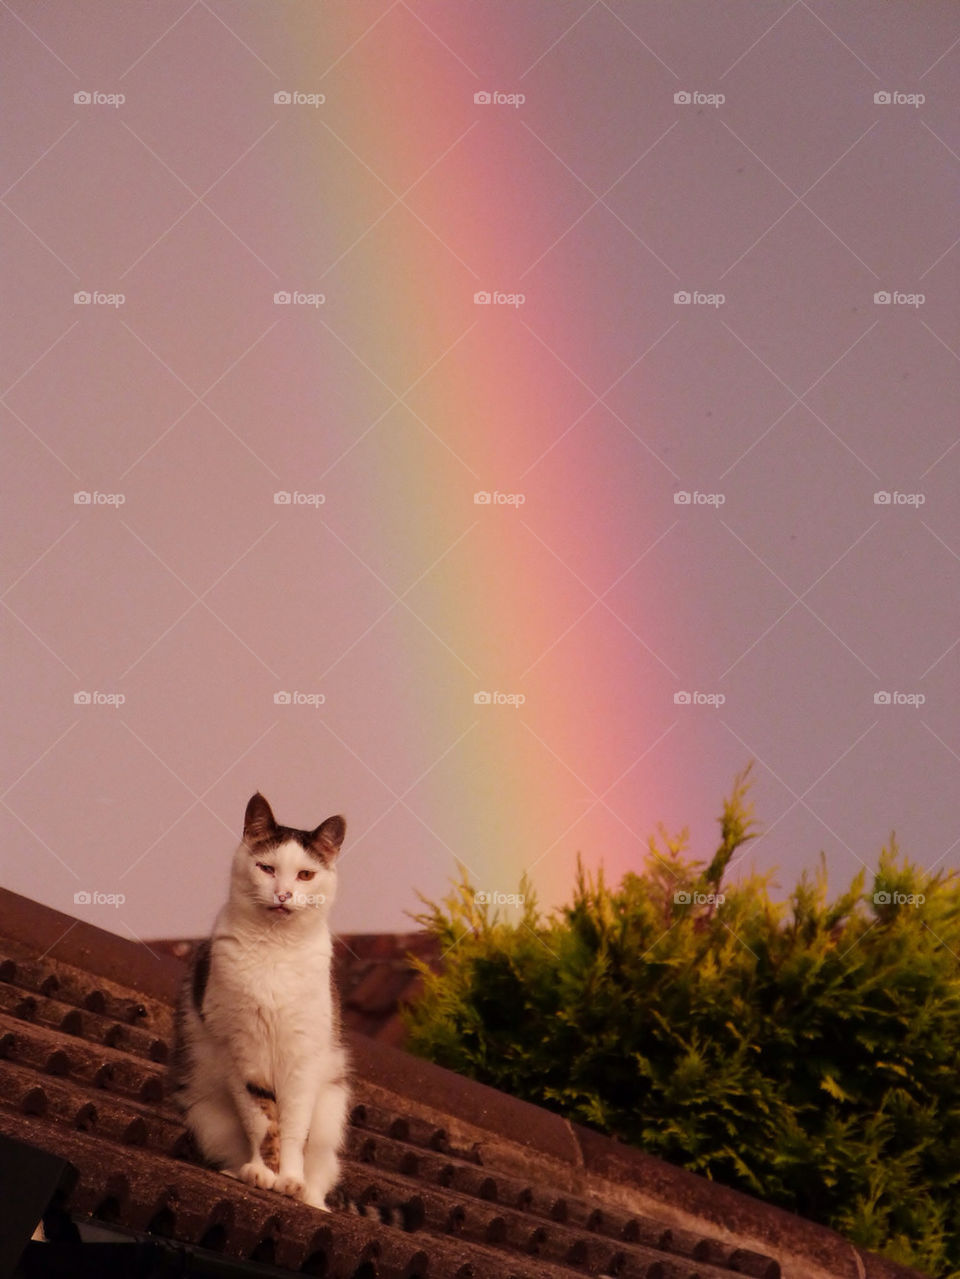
[1,889,925,1279]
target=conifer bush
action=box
[404,769,960,1277]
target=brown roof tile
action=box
[1,888,924,1279]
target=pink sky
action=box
[1,0,958,945]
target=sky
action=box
[1,0,958,946]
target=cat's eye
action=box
[297,870,315,881]
[256,862,275,876]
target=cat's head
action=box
[232,792,345,923]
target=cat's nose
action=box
[274,890,292,903]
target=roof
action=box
[150,932,441,1047]
[0,887,925,1279]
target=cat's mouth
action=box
[269,904,291,915]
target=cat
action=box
[171,791,348,1210]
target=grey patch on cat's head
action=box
[243,793,346,864]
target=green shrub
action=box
[404,769,960,1277]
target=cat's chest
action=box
[208,936,332,1027]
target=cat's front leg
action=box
[224,1074,276,1190]
[274,1066,316,1198]
[302,1077,349,1209]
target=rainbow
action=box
[215,6,687,927]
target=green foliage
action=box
[404,768,960,1277]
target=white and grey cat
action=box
[172,792,349,1209]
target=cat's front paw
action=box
[275,1172,305,1199]
[238,1160,276,1190]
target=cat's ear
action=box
[311,815,345,861]
[243,792,277,846]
